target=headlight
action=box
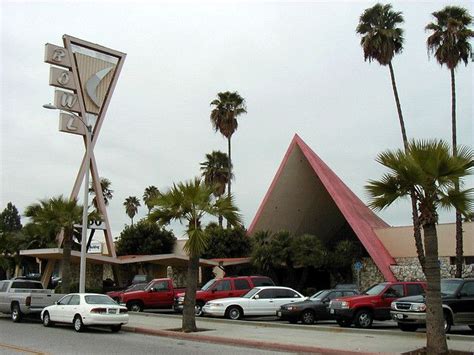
[391,302,396,310]
[411,303,426,312]
[209,303,224,307]
[340,301,350,309]
[177,296,184,303]
[285,306,299,311]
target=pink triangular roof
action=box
[248,134,396,281]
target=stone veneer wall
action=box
[357,257,385,290]
[391,257,474,281]
[68,263,103,290]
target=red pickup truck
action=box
[328,281,426,328]
[120,278,185,312]
[174,275,274,316]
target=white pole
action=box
[79,125,91,293]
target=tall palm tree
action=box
[143,186,160,216]
[366,140,473,354]
[200,151,232,227]
[149,178,241,332]
[123,196,140,225]
[356,3,425,271]
[210,91,247,202]
[25,196,82,293]
[89,177,113,210]
[426,6,474,278]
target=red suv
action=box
[174,275,274,315]
[328,281,426,328]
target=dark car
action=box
[106,282,148,302]
[277,289,359,324]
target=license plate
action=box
[330,309,334,314]
[395,313,404,319]
[108,309,117,314]
[277,311,281,317]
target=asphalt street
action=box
[0,316,292,355]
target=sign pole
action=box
[79,124,91,293]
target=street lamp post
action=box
[43,104,91,293]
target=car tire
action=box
[337,318,352,327]
[443,311,452,333]
[354,310,373,329]
[301,310,315,325]
[226,306,243,320]
[398,323,418,332]
[11,304,22,323]
[195,302,204,317]
[73,315,85,332]
[110,324,122,333]
[42,311,54,327]
[128,301,143,312]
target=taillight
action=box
[26,296,31,307]
[119,309,128,314]
[90,308,107,314]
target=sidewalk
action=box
[123,313,474,354]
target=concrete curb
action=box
[132,312,474,342]
[122,325,384,355]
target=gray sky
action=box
[1,0,473,240]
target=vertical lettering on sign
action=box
[61,93,77,109]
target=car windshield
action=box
[441,280,463,296]
[242,288,260,298]
[200,279,216,291]
[85,295,117,305]
[363,283,387,295]
[127,283,146,292]
[309,290,326,300]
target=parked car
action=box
[202,286,304,320]
[329,281,426,328]
[175,275,274,316]
[391,278,474,333]
[278,288,359,324]
[106,282,148,302]
[41,293,128,332]
[131,274,153,285]
[0,279,64,322]
[120,278,186,312]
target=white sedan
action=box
[202,286,305,320]
[41,293,128,332]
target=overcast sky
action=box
[1,0,473,240]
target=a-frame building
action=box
[248,134,397,281]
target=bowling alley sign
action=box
[44,35,126,135]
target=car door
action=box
[232,278,251,298]
[273,289,302,314]
[378,284,404,319]
[63,294,81,323]
[250,289,275,315]
[52,295,72,322]
[450,281,474,324]
[0,282,8,313]
[152,280,174,307]
[318,291,343,319]
[208,280,233,301]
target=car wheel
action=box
[11,304,22,323]
[398,323,418,332]
[226,306,242,320]
[110,324,122,333]
[443,311,452,333]
[337,318,352,327]
[195,302,204,316]
[354,310,373,329]
[301,310,315,325]
[42,312,54,327]
[128,301,143,312]
[73,315,85,332]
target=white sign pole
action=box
[79,124,91,293]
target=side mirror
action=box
[254,295,260,300]
[55,301,59,305]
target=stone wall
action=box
[391,257,474,281]
[357,257,385,290]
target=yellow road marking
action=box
[0,342,47,354]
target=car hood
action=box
[334,294,377,303]
[394,295,425,303]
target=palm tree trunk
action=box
[226,136,232,229]
[422,222,448,354]
[62,230,72,293]
[451,68,463,278]
[182,254,199,332]
[388,61,425,272]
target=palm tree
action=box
[123,196,140,225]
[426,6,474,278]
[356,3,425,271]
[200,151,232,227]
[366,140,473,354]
[149,178,241,332]
[89,177,113,210]
[210,91,247,202]
[143,186,160,216]
[25,196,82,293]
